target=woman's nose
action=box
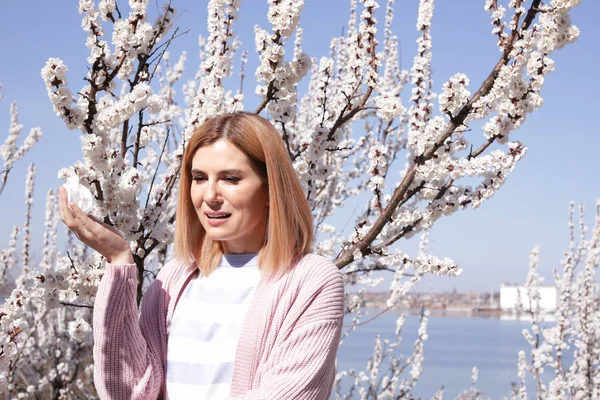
[205,180,222,204]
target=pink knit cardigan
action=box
[92,253,344,400]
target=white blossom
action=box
[68,318,91,342]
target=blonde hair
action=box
[174,112,313,277]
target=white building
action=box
[500,284,558,312]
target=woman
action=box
[59,112,344,400]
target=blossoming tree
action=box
[0,0,584,398]
[510,201,599,400]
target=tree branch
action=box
[335,1,543,269]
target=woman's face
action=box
[190,139,269,254]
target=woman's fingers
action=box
[58,187,76,228]
[59,186,95,240]
[69,198,87,224]
[57,186,132,262]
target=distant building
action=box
[500,284,557,312]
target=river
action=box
[335,310,567,399]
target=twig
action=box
[60,302,94,310]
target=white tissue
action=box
[63,175,94,214]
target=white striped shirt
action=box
[166,254,260,399]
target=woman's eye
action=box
[192,176,207,182]
[224,176,240,183]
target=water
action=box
[335,310,566,399]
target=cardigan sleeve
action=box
[229,256,344,400]
[92,263,168,400]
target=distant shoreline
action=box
[357,306,556,321]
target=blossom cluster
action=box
[290,0,382,227]
[366,143,387,191]
[0,103,42,196]
[0,227,19,293]
[406,0,434,154]
[40,58,86,131]
[185,0,243,139]
[255,0,310,124]
[94,83,165,133]
[438,73,471,116]
[334,308,431,398]
[1,104,42,173]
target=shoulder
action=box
[289,253,343,293]
[295,253,339,276]
[279,253,344,320]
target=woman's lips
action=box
[205,212,231,227]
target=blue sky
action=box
[0,1,598,292]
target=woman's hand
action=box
[58,186,134,264]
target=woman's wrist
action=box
[108,251,134,265]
